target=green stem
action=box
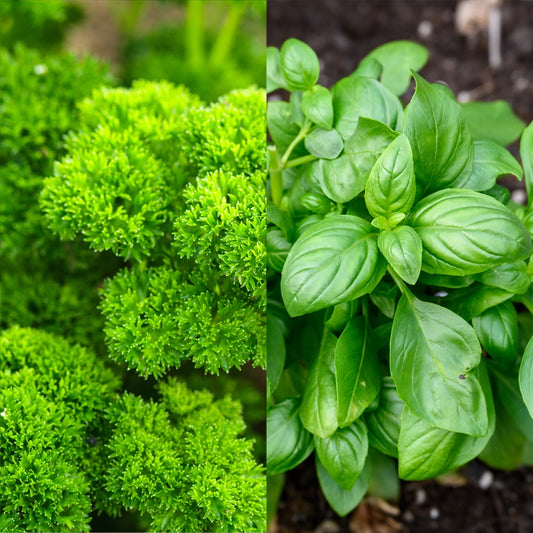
[387,266,412,299]
[208,2,247,68]
[268,145,283,207]
[185,0,205,70]
[284,154,317,169]
[280,120,311,167]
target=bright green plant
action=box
[1,44,266,530]
[267,37,533,517]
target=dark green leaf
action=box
[447,284,514,322]
[369,281,399,319]
[324,300,359,333]
[363,40,429,96]
[472,301,519,367]
[300,329,338,439]
[314,419,368,490]
[304,128,343,160]
[332,76,402,140]
[461,100,525,146]
[472,261,530,295]
[402,73,473,197]
[521,121,533,206]
[267,101,301,155]
[280,38,320,91]
[409,189,532,276]
[365,134,415,220]
[266,229,291,272]
[281,215,386,317]
[267,201,295,241]
[335,316,381,427]
[267,398,314,475]
[301,85,334,130]
[378,226,422,285]
[463,139,523,192]
[390,294,488,436]
[290,91,304,127]
[520,335,533,419]
[365,377,404,458]
[267,313,286,392]
[316,454,371,517]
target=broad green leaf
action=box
[316,455,371,517]
[463,139,523,192]
[365,377,404,458]
[287,165,325,217]
[332,76,402,140]
[304,127,343,160]
[353,57,383,79]
[267,101,303,156]
[267,313,286,392]
[267,46,287,93]
[378,226,422,285]
[365,134,415,220]
[363,40,428,96]
[301,85,334,130]
[521,121,533,206]
[447,284,514,322]
[390,293,488,436]
[402,73,473,197]
[280,38,319,91]
[472,301,519,367]
[484,183,510,204]
[520,335,533,419]
[472,261,530,295]
[314,419,368,490]
[479,398,526,470]
[281,215,386,317]
[495,368,533,442]
[335,316,381,427]
[324,300,359,333]
[289,91,304,126]
[314,118,399,204]
[367,451,400,502]
[408,189,532,276]
[267,201,295,241]
[267,398,314,475]
[418,272,474,289]
[461,100,525,146]
[266,229,291,272]
[300,329,338,439]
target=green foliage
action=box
[267,37,533,517]
[41,82,266,376]
[104,380,266,532]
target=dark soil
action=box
[268,1,533,532]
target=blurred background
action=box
[268,1,533,532]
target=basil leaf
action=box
[267,313,286,392]
[314,118,399,204]
[266,229,291,272]
[390,293,488,436]
[354,57,383,79]
[301,85,334,130]
[521,121,533,207]
[461,100,525,146]
[267,398,314,475]
[472,261,530,295]
[332,76,402,140]
[267,46,287,93]
[267,201,295,241]
[304,127,343,160]
[281,215,386,317]
[378,226,422,285]
[324,300,359,333]
[472,301,519,367]
[335,316,381,428]
[363,40,429,96]
[279,38,320,91]
[418,272,474,289]
[447,284,514,322]
[479,399,526,470]
[365,134,415,220]
[267,101,302,155]
[520,335,533,419]
[365,377,404,458]
[316,454,371,517]
[402,73,473,197]
[463,139,523,192]
[300,329,338,439]
[408,189,532,276]
[289,91,305,126]
[314,419,368,490]
[369,281,399,319]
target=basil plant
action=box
[267,37,533,516]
